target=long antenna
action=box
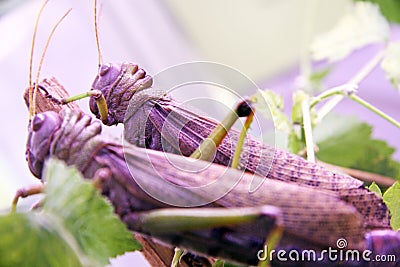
[29,0,49,119]
[94,0,103,66]
[32,8,72,116]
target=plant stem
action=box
[312,86,400,129]
[316,50,385,121]
[301,99,315,163]
[310,84,357,108]
[348,94,400,129]
[317,160,396,187]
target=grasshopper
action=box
[24,1,398,265]
[24,99,400,266]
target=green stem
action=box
[310,84,356,108]
[312,87,400,129]
[301,99,315,162]
[349,94,400,129]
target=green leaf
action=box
[315,114,400,178]
[308,68,331,91]
[381,41,400,91]
[251,89,291,132]
[368,182,382,197]
[309,68,331,85]
[311,1,389,62]
[42,158,141,266]
[383,182,400,229]
[0,212,83,267]
[355,0,400,24]
[212,259,225,267]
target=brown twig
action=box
[317,160,396,188]
[24,77,79,114]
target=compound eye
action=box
[99,63,111,76]
[32,114,45,131]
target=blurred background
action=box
[0,0,399,266]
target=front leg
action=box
[12,184,44,212]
